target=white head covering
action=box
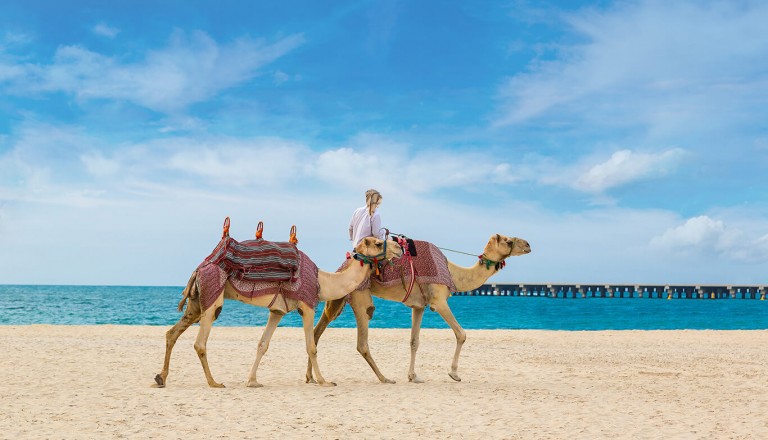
[365,189,382,216]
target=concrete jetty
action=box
[453,284,766,300]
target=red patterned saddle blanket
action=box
[198,250,319,311]
[202,236,299,283]
[341,240,456,292]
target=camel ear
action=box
[495,234,501,243]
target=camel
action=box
[154,235,403,388]
[307,233,531,384]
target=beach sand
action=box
[1,325,766,439]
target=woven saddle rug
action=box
[198,249,319,311]
[341,240,456,293]
[203,237,299,283]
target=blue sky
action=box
[1,0,767,285]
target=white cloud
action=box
[273,70,291,84]
[573,148,685,193]
[81,152,120,177]
[650,215,768,263]
[315,147,387,188]
[0,62,24,82]
[651,215,726,251]
[536,147,687,194]
[496,1,768,135]
[313,139,522,196]
[0,33,30,83]
[92,23,120,38]
[166,138,310,186]
[14,30,305,113]
[728,234,768,263]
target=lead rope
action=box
[436,246,476,257]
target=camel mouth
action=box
[511,247,531,256]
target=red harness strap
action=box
[401,254,417,303]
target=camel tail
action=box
[178,271,199,312]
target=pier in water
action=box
[454,284,766,300]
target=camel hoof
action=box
[209,382,225,388]
[246,382,263,388]
[449,372,462,382]
[305,376,317,384]
[408,375,424,384]
[318,381,337,387]
[154,374,165,387]
[381,378,396,384]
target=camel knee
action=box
[457,330,466,345]
[194,342,206,356]
[366,305,375,320]
[356,342,370,356]
[258,340,269,354]
[306,346,317,357]
[410,338,419,351]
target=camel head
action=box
[354,236,404,262]
[481,234,531,263]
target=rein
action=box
[435,241,509,272]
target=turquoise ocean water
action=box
[2,285,767,329]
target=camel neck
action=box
[447,259,500,292]
[317,260,370,301]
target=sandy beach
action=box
[1,325,766,439]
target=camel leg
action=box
[194,295,225,388]
[407,306,426,383]
[432,296,467,382]
[306,298,346,383]
[301,302,336,387]
[154,298,202,387]
[246,310,284,388]
[349,292,395,384]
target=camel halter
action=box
[347,238,390,276]
[478,255,506,271]
[479,237,518,270]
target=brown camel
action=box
[154,236,403,388]
[307,233,531,384]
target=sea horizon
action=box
[2,284,766,330]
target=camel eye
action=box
[376,243,383,248]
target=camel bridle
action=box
[479,238,518,271]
